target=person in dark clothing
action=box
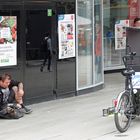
[40,32,52,72]
[0,73,32,116]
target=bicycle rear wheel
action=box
[114,91,132,132]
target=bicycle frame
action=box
[114,79,134,114]
[113,49,138,133]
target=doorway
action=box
[24,3,57,103]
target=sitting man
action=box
[0,73,32,118]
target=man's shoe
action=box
[21,104,32,114]
[23,106,32,114]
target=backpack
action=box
[0,104,24,119]
[41,37,49,52]
[0,90,24,119]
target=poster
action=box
[115,20,129,50]
[58,14,75,59]
[0,16,17,66]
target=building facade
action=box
[0,0,104,104]
[1,0,140,104]
[4,0,140,103]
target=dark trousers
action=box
[42,51,52,71]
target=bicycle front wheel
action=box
[114,91,132,133]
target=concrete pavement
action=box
[0,72,140,140]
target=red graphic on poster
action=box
[115,20,129,50]
[0,16,17,66]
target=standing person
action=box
[0,73,32,118]
[133,17,140,27]
[40,32,52,72]
[95,22,102,74]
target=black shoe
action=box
[40,66,43,72]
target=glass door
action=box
[24,1,57,103]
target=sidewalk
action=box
[0,72,140,140]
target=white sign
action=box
[132,72,140,89]
[0,16,17,66]
[115,20,129,50]
[58,14,75,59]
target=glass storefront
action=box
[0,0,104,105]
[103,0,140,70]
[2,0,140,103]
[77,0,140,90]
[77,0,103,90]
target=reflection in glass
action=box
[103,0,128,70]
[77,0,93,88]
[94,0,103,83]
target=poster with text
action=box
[115,20,129,50]
[0,16,17,66]
[58,14,75,59]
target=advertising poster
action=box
[115,20,129,50]
[0,16,17,66]
[58,14,75,59]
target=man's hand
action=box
[6,106,14,113]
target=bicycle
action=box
[114,50,140,133]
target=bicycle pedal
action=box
[103,109,108,116]
[103,107,114,117]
